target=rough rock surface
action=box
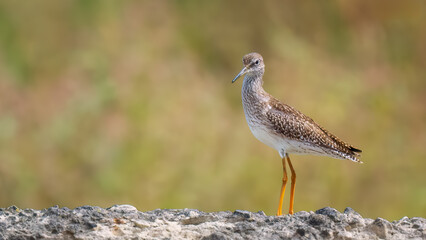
[0,205,424,239]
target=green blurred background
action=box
[0,1,425,220]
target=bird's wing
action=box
[266,98,362,161]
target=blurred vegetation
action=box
[0,1,425,220]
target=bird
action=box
[232,52,362,216]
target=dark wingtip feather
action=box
[350,146,362,153]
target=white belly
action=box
[249,124,282,151]
[248,123,328,158]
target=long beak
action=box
[232,67,247,83]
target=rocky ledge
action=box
[0,205,424,240]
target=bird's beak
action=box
[232,66,247,83]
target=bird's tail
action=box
[346,146,363,163]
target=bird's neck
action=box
[242,73,269,101]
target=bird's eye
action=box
[255,60,260,65]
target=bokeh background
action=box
[0,1,425,220]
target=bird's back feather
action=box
[266,97,362,163]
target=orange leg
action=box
[276,156,288,216]
[286,154,296,215]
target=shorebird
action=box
[232,52,362,216]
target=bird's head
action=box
[232,52,264,83]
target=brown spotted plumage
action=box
[266,98,362,162]
[232,52,362,216]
